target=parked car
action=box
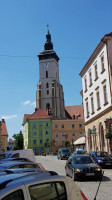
[72,150,87,155]
[90,151,112,168]
[57,148,71,160]
[0,161,45,171]
[0,149,35,162]
[65,155,103,181]
[0,170,87,200]
[0,157,31,163]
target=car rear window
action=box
[29,181,67,200]
[2,189,24,200]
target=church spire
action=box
[44,25,53,50]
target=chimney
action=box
[2,119,5,123]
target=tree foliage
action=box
[12,131,23,150]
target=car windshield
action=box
[0,153,12,160]
[75,151,86,154]
[73,156,94,164]
[62,149,70,153]
[96,152,109,157]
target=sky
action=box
[0,0,112,139]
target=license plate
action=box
[86,173,95,176]
[105,163,111,165]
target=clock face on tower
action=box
[44,62,49,69]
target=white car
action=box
[0,170,87,200]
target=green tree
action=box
[12,131,23,150]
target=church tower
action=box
[36,27,65,118]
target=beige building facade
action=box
[80,32,112,153]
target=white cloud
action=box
[2,115,17,120]
[23,100,30,105]
[22,100,36,107]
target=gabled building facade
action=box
[52,105,85,153]
[80,32,112,153]
[0,119,8,153]
[23,108,52,155]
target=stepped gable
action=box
[65,105,84,119]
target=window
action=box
[39,131,42,135]
[46,123,48,126]
[33,140,36,144]
[46,71,48,78]
[103,85,108,104]
[101,55,105,72]
[39,84,41,89]
[33,131,36,136]
[33,123,36,127]
[84,78,87,92]
[55,124,58,128]
[86,101,89,117]
[2,190,24,200]
[72,124,75,128]
[39,123,42,127]
[96,91,101,110]
[94,63,98,80]
[29,182,67,200]
[46,90,49,95]
[80,132,82,136]
[89,71,92,86]
[62,124,64,128]
[40,139,42,144]
[72,132,75,137]
[79,124,82,128]
[62,141,65,146]
[52,82,54,87]
[39,90,41,98]
[62,133,65,137]
[55,141,59,146]
[91,97,94,114]
[46,131,49,135]
[55,133,58,137]
[46,82,49,88]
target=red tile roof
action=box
[24,114,31,120]
[65,105,84,119]
[9,138,14,143]
[0,119,8,136]
[24,108,50,120]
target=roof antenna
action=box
[47,24,49,33]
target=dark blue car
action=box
[90,151,112,168]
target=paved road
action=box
[36,155,112,200]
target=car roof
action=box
[0,161,38,167]
[0,171,60,191]
[70,154,91,159]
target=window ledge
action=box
[84,89,88,93]
[94,77,98,82]
[86,115,90,118]
[97,107,101,111]
[101,69,105,74]
[104,102,108,106]
[91,112,95,115]
[89,83,93,87]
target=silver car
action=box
[0,170,87,200]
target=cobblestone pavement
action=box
[36,155,112,200]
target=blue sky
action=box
[0,0,112,139]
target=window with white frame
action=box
[84,77,87,92]
[33,131,36,136]
[39,131,42,135]
[101,54,105,72]
[55,133,58,138]
[96,91,101,109]
[91,96,94,114]
[103,85,108,104]
[62,133,65,137]
[94,63,98,80]
[89,71,92,86]
[86,101,89,117]
[72,132,75,137]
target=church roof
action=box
[0,119,8,136]
[24,108,51,120]
[65,105,84,120]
